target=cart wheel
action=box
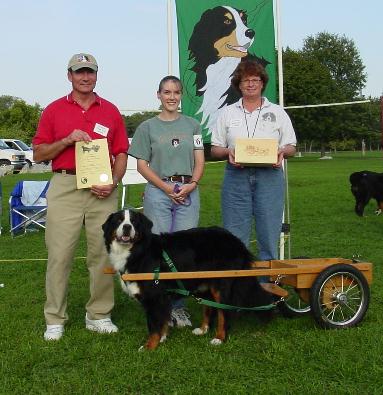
[277,286,311,317]
[277,256,311,317]
[309,264,370,329]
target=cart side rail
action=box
[103,259,372,285]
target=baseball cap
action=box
[68,53,98,72]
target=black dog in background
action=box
[350,170,383,216]
[102,209,274,350]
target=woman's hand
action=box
[168,182,197,205]
[273,150,285,168]
[273,145,296,168]
[228,148,243,168]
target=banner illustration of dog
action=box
[175,0,276,142]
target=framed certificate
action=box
[75,138,113,189]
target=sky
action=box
[0,0,381,114]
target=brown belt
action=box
[162,175,192,183]
[53,169,76,175]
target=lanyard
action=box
[242,99,263,138]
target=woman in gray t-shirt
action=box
[128,75,205,327]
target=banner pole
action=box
[167,0,173,75]
[276,0,284,107]
[275,0,291,260]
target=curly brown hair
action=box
[231,60,269,94]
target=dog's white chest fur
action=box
[109,242,141,298]
[109,241,131,272]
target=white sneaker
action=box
[169,308,192,328]
[44,324,64,341]
[85,314,118,333]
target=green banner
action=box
[175,0,276,143]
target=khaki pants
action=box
[44,173,118,325]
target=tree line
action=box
[283,32,380,156]
[0,32,380,154]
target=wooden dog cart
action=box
[105,257,372,329]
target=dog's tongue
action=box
[121,236,130,242]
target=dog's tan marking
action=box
[214,30,245,59]
[145,333,161,350]
[160,323,169,341]
[193,305,211,336]
[210,287,226,342]
[201,305,211,331]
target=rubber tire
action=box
[309,264,370,329]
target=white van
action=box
[0,139,26,171]
[2,138,36,167]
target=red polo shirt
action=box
[33,93,129,170]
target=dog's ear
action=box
[102,213,114,233]
[141,213,153,231]
[133,211,153,241]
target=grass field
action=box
[1,151,383,394]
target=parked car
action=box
[0,139,27,172]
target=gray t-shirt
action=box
[128,115,203,179]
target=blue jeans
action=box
[221,164,284,261]
[143,182,200,234]
[144,182,200,310]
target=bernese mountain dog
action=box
[187,5,270,133]
[350,170,383,216]
[102,209,274,350]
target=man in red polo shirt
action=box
[33,53,129,341]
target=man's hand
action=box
[91,183,116,199]
[62,129,92,146]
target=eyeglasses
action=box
[241,78,262,85]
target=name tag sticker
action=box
[229,119,242,127]
[94,123,109,137]
[193,134,203,148]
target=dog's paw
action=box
[138,345,145,352]
[375,209,382,215]
[210,338,223,346]
[192,326,208,336]
[160,335,167,343]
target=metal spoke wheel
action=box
[277,257,311,317]
[309,264,370,329]
[277,285,311,317]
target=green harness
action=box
[154,250,277,312]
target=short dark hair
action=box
[231,60,269,94]
[158,75,183,93]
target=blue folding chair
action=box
[9,180,50,236]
